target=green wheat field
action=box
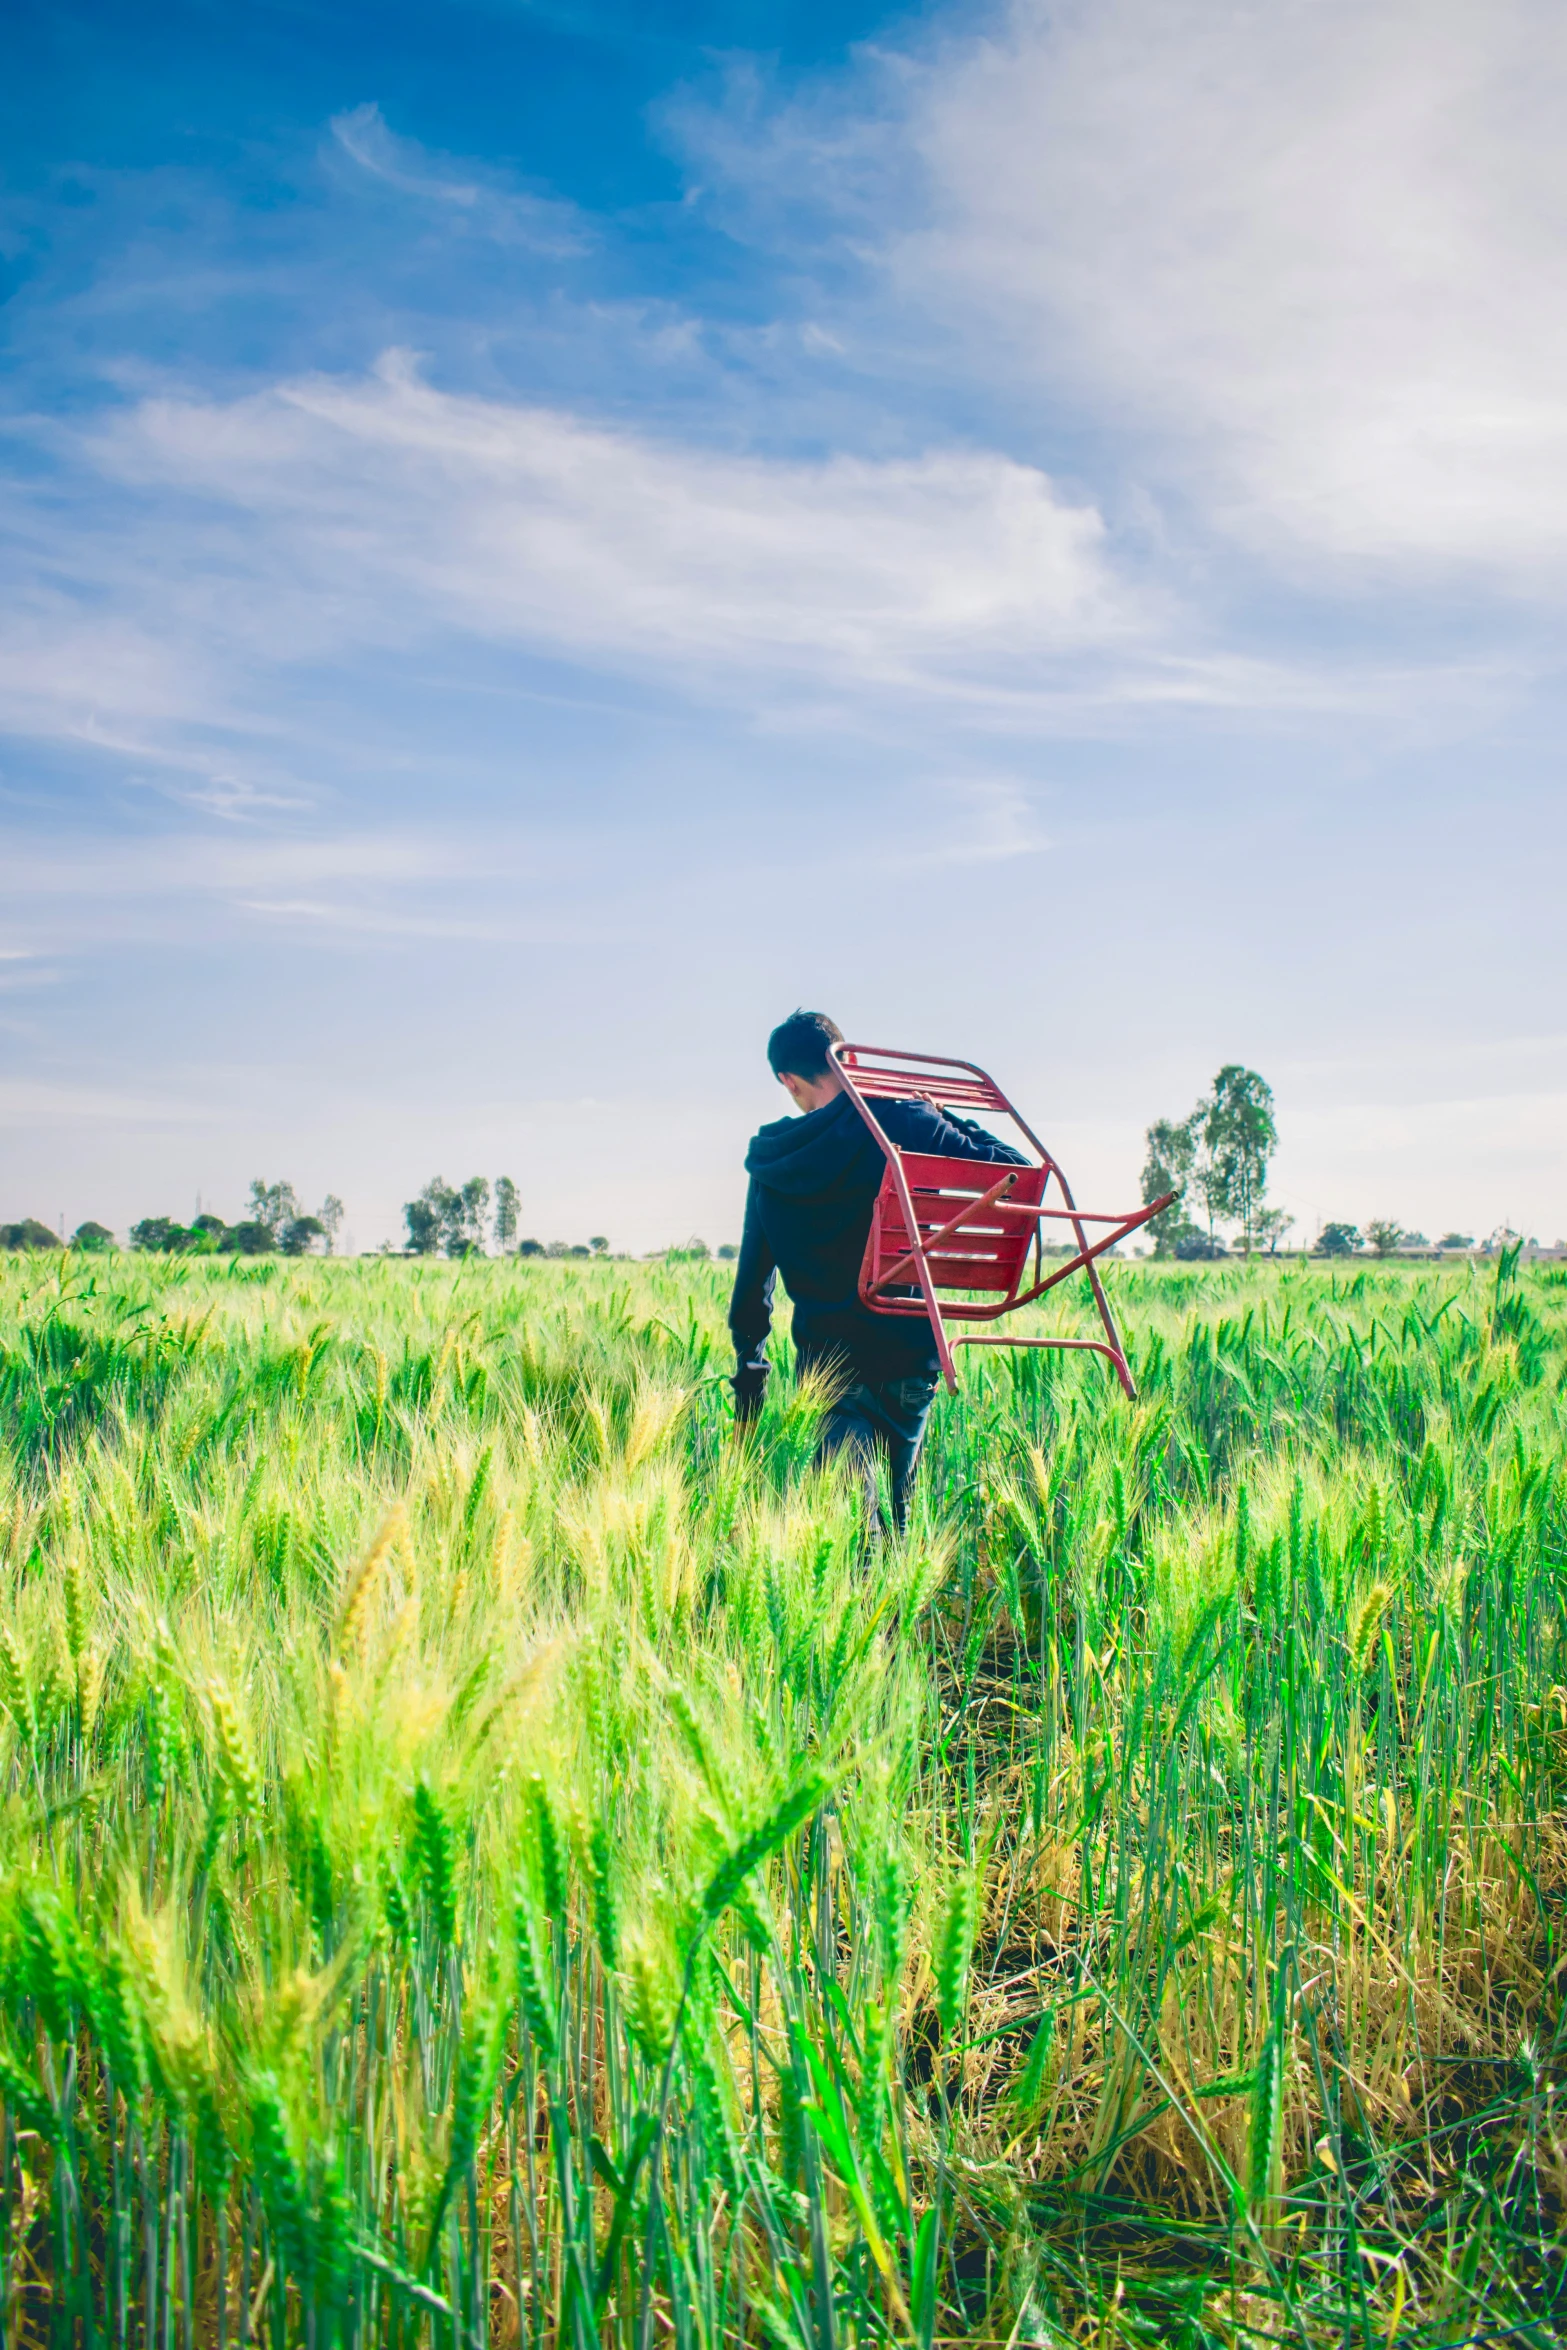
[0,1247,1563,2348]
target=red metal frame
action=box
[830,1041,1173,1398]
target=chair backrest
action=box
[837,1045,1013,1121]
[862,1153,1048,1300]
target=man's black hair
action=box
[767,1009,844,1080]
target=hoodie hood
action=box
[744,1092,887,1199]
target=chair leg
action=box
[1084,1259,1137,1399]
[1046,1169,1138,1401]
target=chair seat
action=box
[861,1153,1048,1302]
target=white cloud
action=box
[886,0,1567,583]
[74,354,1129,697]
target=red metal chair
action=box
[831,1041,1173,1398]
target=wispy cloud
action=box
[235,896,621,943]
[329,103,591,256]
[148,773,315,821]
[0,352,1188,772]
[331,102,486,205]
[0,828,508,899]
[92,353,1132,682]
[0,818,655,957]
[0,609,228,740]
[0,1078,224,1129]
[0,827,533,958]
[901,777,1049,867]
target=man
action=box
[728,1009,1027,1530]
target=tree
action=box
[406,1177,490,1257]
[1317,1222,1361,1257]
[247,1180,301,1243]
[1202,1066,1277,1250]
[1190,1131,1229,1243]
[588,1235,608,1256]
[716,1243,738,1261]
[69,1221,115,1253]
[1140,1113,1204,1254]
[129,1217,182,1252]
[494,1177,520,1253]
[1365,1218,1403,1257]
[404,1183,449,1255]
[516,1238,544,1257]
[1140,1076,1278,1255]
[319,1196,345,1254]
[225,1220,274,1255]
[1438,1232,1474,1251]
[1254,1207,1294,1255]
[280,1215,327,1256]
[450,1178,490,1256]
[2,1218,63,1251]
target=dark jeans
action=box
[814,1372,940,1533]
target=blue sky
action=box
[3,0,1564,1252]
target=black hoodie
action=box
[727,1091,1028,1405]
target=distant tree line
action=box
[1,1174,627,1259]
[1315,1221,1521,1258]
[4,1121,1532,1266]
[1,1184,344,1256]
[128,1183,345,1256]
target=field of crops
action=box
[0,1247,1563,2349]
